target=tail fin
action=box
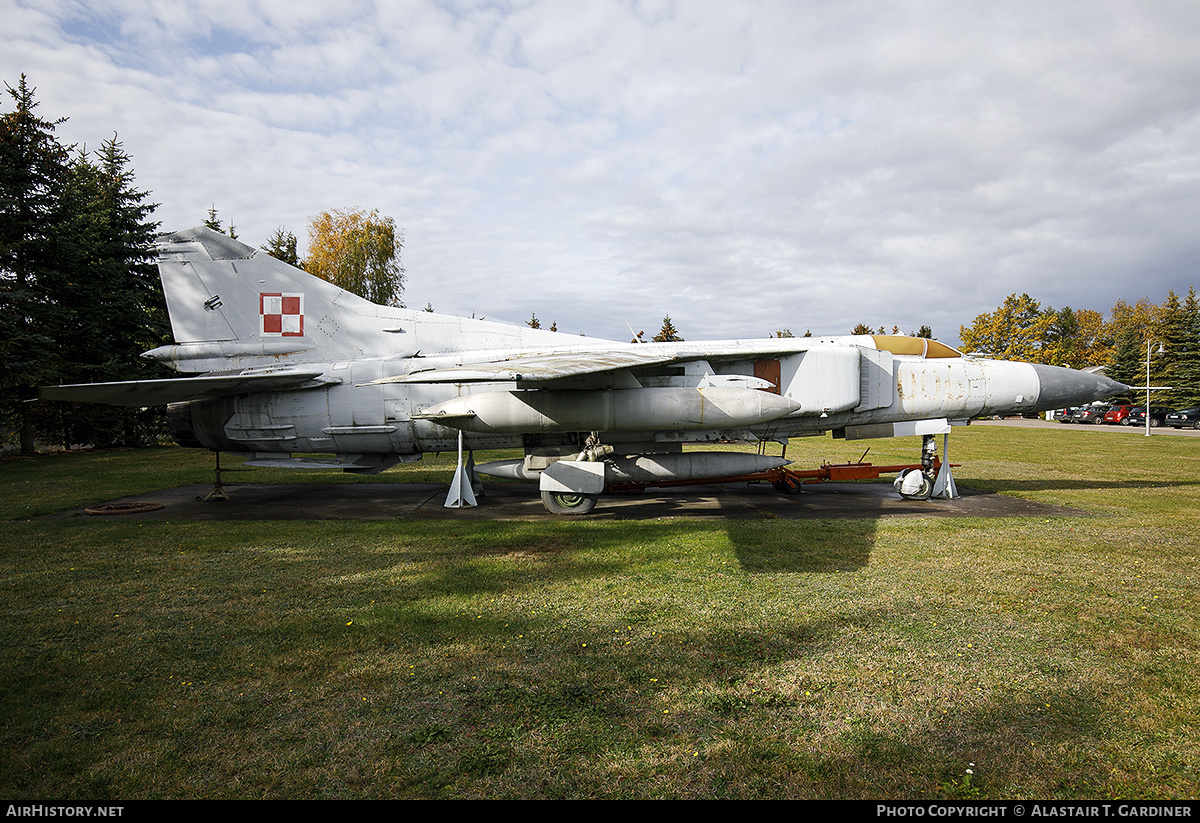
[147,227,391,372]
[148,226,597,374]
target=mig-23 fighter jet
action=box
[41,227,1126,514]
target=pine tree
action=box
[204,204,237,238]
[0,76,72,452]
[1041,306,1080,367]
[262,227,302,267]
[42,137,167,447]
[1155,289,1196,409]
[652,315,683,342]
[3,78,169,451]
[1107,327,1143,388]
[1176,289,1200,409]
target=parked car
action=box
[1056,406,1092,423]
[1128,406,1173,428]
[1104,405,1135,425]
[1166,408,1200,429]
[1071,405,1109,424]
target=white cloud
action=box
[3,0,1200,343]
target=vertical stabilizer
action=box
[156,228,256,344]
[149,227,396,372]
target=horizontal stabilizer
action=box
[40,371,323,407]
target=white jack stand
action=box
[931,432,959,500]
[444,430,478,508]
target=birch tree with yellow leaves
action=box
[959,293,1054,361]
[306,207,405,306]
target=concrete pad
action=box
[59,479,1086,521]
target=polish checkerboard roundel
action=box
[260,293,304,336]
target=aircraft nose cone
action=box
[1031,363,1129,410]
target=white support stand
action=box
[444,430,478,508]
[931,432,959,500]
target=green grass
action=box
[1,426,1197,798]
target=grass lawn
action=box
[1,425,1197,799]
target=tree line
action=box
[1,77,407,453]
[959,291,1200,409]
[1,76,168,452]
[211,206,406,308]
[852,323,933,339]
[6,75,1196,453]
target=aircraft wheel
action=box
[541,490,599,515]
[894,468,933,500]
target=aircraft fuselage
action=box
[43,227,1128,511]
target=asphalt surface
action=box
[61,417,1166,522]
[66,477,1084,522]
[975,417,1200,436]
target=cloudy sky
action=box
[4,0,1199,345]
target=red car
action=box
[1104,405,1134,425]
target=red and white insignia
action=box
[260,293,304,337]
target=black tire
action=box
[1150,418,1160,428]
[776,474,802,495]
[540,490,599,515]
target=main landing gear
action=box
[893,433,958,501]
[447,433,961,515]
[540,491,599,515]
